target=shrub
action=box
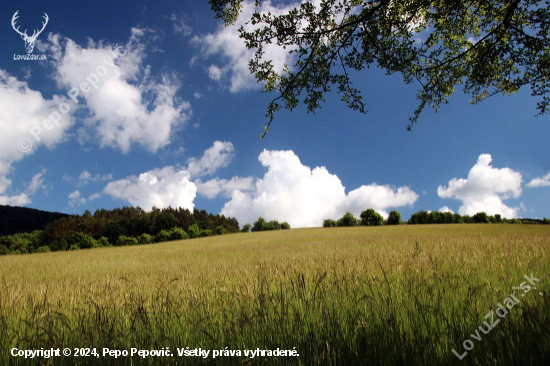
[137,233,153,244]
[200,230,213,237]
[280,222,291,230]
[187,223,202,239]
[116,235,138,246]
[241,224,251,233]
[97,237,110,247]
[155,230,171,243]
[169,227,189,241]
[36,246,50,253]
[323,219,337,227]
[213,226,227,236]
[69,245,80,251]
[70,232,97,249]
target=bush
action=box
[187,223,202,239]
[36,246,51,253]
[323,219,337,227]
[70,232,97,249]
[137,233,153,244]
[98,237,110,247]
[386,210,402,225]
[155,230,171,243]
[200,230,213,237]
[241,224,251,233]
[69,244,80,251]
[360,209,383,226]
[337,212,359,227]
[280,222,291,230]
[116,235,138,246]
[169,227,189,241]
[0,244,8,255]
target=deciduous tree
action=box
[210,0,550,136]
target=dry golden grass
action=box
[1,224,549,365]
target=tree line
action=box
[241,217,291,233]
[324,209,550,227]
[0,206,240,255]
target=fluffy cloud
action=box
[103,166,197,211]
[439,206,454,214]
[171,14,192,36]
[0,191,30,206]
[187,141,234,177]
[196,176,254,199]
[102,141,238,210]
[0,69,73,205]
[27,170,48,195]
[68,190,86,207]
[437,154,522,218]
[78,170,113,185]
[193,0,299,92]
[343,184,419,219]
[526,173,550,187]
[43,29,190,153]
[208,65,223,81]
[221,150,418,228]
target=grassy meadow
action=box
[1,224,549,365]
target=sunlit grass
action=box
[1,224,549,365]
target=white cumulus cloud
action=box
[0,70,72,205]
[68,190,86,207]
[221,150,418,228]
[43,29,190,153]
[103,166,197,211]
[439,206,454,214]
[193,0,299,92]
[526,173,550,187]
[187,141,234,177]
[208,65,223,81]
[196,176,254,199]
[437,154,522,218]
[78,170,113,185]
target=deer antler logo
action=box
[12,10,49,54]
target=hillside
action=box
[0,205,70,236]
[0,224,549,365]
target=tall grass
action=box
[0,224,549,365]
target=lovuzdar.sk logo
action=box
[11,10,48,60]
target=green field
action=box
[1,224,549,365]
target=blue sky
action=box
[1,0,549,227]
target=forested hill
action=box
[0,205,71,236]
